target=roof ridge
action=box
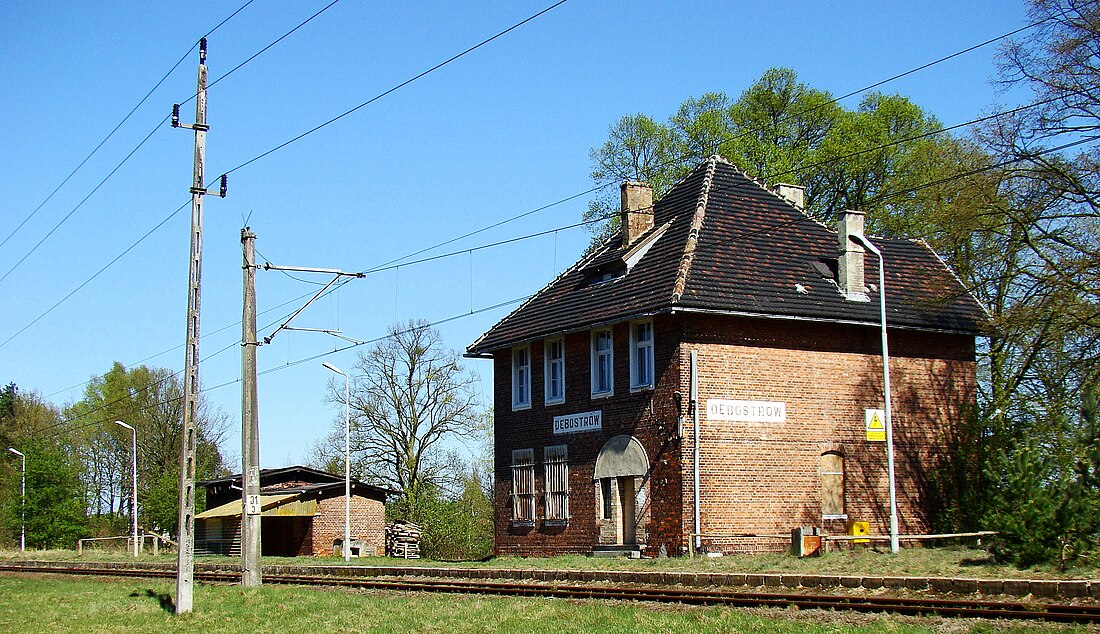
[910,236,994,323]
[671,156,720,304]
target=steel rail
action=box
[2,564,1098,624]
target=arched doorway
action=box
[594,435,649,545]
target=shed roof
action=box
[196,493,304,519]
[199,465,396,498]
[468,156,987,355]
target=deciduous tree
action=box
[319,320,483,518]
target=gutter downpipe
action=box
[691,350,701,552]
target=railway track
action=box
[3,563,1099,624]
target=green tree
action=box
[956,0,1100,565]
[584,68,955,250]
[17,439,86,549]
[388,458,493,561]
[64,363,229,536]
[0,385,85,548]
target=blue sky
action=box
[1,0,1029,468]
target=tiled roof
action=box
[468,156,987,355]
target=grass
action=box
[5,544,1095,581]
[0,573,1092,634]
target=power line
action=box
[0,0,570,352]
[0,117,170,286]
[37,132,1090,440]
[0,0,257,252]
[358,19,1049,275]
[0,198,188,350]
[4,11,1062,396]
[218,0,571,177]
[0,0,337,287]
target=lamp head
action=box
[114,420,135,431]
[848,233,882,257]
[7,447,24,458]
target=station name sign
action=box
[706,399,786,423]
[553,410,602,435]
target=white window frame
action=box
[511,449,535,524]
[590,328,614,398]
[629,319,654,391]
[543,445,569,523]
[544,337,565,405]
[511,345,531,410]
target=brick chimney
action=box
[621,181,654,248]
[837,210,868,301]
[771,183,805,210]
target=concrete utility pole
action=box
[240,228,262,586]
[171,38,227,614]
[238,243,363,573]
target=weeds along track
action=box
[3,563,1099,624]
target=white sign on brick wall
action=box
[706,399,786,423]
[553,410,602,434]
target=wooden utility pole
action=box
[171,38,226,614]
[240,228,262,586]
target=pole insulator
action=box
[172,104,180,128]
[219,174,228,198]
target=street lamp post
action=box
[849,233,900,554]
[115,421,139,558]
[6,448,25,552]
[322,362,351,562]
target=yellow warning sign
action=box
[865,409,886,442]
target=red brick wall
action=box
[310,494,386,556]
[490,313,976,556]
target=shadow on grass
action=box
[959,556,998,567]
[130,589,175,613]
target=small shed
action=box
[196,465,392,557]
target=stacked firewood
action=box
[385,520,422,559]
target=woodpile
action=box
[385,520,421,559]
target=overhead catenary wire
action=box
[29,90,1082,400]
[35,130,1091,442]
[39,293,526,440]
[11,14,1068,404]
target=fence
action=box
[76,532,176,556]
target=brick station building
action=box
[466,155,986,556]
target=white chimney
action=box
[771,183,805,210]
[838,210,869,301]
[621,181,654,248]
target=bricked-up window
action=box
[511,345,531,410]
[544,445,569,522]
[511,449,535,524]
[821,452,846,518]
[629,319,654,390]
[591,328,614,396]
[545,338,565,405]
